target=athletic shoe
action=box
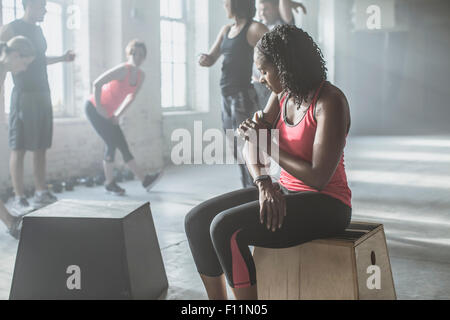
[33,191,58,209]
[7,217,23,240]
[10,197,33,217]
[105,181,126,196]
[142,172,162,191]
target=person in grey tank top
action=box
[0,0,76,214]
[253,0,307,109]
[198,0,268,188]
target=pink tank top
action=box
[90,64,141,118]
[275,82,352,208]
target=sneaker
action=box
[33,191,58,209]
[10,197,33,217]
[105,181,126,196]
[142,172,162,191]
[7,217,23,240]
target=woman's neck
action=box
[234,17,248,27]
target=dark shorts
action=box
[8,89,53,151]
[221,87,259,131]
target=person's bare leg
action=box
[125,159,145,182]
[10,150,26,198]
[0,201,16,229]
[232,285,258,300]
[33,150,47,192]
[200,274,228,300]
[103,161,115,185]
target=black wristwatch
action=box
[254,175,272,184]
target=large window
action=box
[1,0,73,117]
[160,0,188,109]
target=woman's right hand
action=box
[257,180,286,232]
[198,53,213,67]
[96,105,109,119]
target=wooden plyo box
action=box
[253,221,396,300]
[10,200,168,300]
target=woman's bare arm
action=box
[247,22,269,48]
[114,72,146,118]
[271,89,350,190]
[199,25,231,67]
[243,92,281,179]
[93,64,127,118]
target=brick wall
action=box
[0,0,164,194]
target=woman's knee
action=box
[209,212,233,246]
[185,205,211,239]
[104,146,116,163]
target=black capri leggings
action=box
[85,101,134,163]
[185,186,352,289]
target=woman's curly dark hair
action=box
[230,0,256,20]
[256,25,327,105]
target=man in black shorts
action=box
[0,0,75,213]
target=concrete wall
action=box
[334,0,450,135]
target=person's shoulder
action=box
[220,24,233,34]
[7,19,21,27]
[249,21,269,33]
[316,82,349,117]
[0,21,17,39]
[0,22,13,32]
[108,63,129,77]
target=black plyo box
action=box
[9,200,168,300]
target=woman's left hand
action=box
[291,1,307,15]
[237,112,271,149]
[258,181,286,232]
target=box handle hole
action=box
[371,251,377,265]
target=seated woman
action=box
[185,25,352,300]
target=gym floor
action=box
[0,135,449,300]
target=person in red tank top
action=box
[239,24,352,211]
[185,25,352,301]
[85,40,161,196]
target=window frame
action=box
[160,0,191,112]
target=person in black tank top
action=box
[198,0,268,188]
[0,0,75,214]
